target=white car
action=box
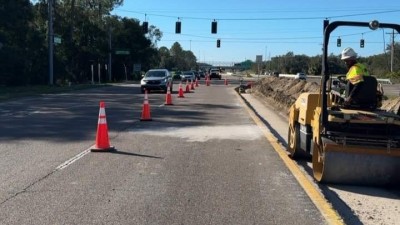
[294,72,306,80]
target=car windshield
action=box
[182,71,193,75]
[146,71,166,77]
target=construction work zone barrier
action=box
[185,80,191,93]
[377,78,392,84]
[140,90,152,121]
[91,101,115,152]
[164,84,173,105]
[191,80,195,90]
[178,83,185,98]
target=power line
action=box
[115,9,400,21]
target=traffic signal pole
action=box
[48,0,54,85]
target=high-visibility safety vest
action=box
[346,63,369,85]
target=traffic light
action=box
[142,21,148,33]
[211,21,217,34]
[175,21,181,34]
[337,37,341,47]
[217,39,221,48]
[360,39,365,48]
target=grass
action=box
[0,84,109,102]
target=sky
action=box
[112,0,400,64]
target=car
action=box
[209,68,221,80]
[140,69,173,93]
[271,71,279,77]
[180,71,196,82]
[294,72,306,80]
[173,71,182,80]
[199,71,205,78]
[192,71,200,80]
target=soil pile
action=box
[250,76,400,115]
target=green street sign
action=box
[115,50,130,55]
[54,36,62,44]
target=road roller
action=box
[287,20,400,186]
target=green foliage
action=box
[158,42,197,71]
[0,0,164,86]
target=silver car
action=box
[294,72,306,80]
[180,71,196,82]
[140,69,173,93]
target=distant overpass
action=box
[197,61,251,71]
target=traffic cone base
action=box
[91,145,115,152]
[91,101,115,152]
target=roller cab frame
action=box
[287,20,400,186]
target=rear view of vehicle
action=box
[180,71,195,82]
[140,69,173,93]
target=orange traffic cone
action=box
[206,77,210,86]
[178,83,185,98]
[140,90,152,121]
[190,80,195,90]
[185,80,191,93]
[91,101,115,152]
[164,84,173,105]
[195,78,199,87]
[224,78,228,85]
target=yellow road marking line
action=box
[237,92,344,225]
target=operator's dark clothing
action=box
[342,62,377,110]
[345,76,378,110]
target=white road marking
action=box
[55,148,91,171]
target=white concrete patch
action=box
[133,125,263,142]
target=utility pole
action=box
[48,0,54,85]
[386,29,398,72]
[108,26,112,81]
[391,29,394,72]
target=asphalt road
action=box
[0,81,325,225]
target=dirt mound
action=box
[251,76,400,115]
[251,76,319,114]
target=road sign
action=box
[133,63,141,72]
[115,50,130,55]
[54,36,62,44]
[256,55,263,63]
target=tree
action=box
[167,42,197,71]
[158,46,172,69]
[0,0,46,85]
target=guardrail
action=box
[376,79,392,84]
